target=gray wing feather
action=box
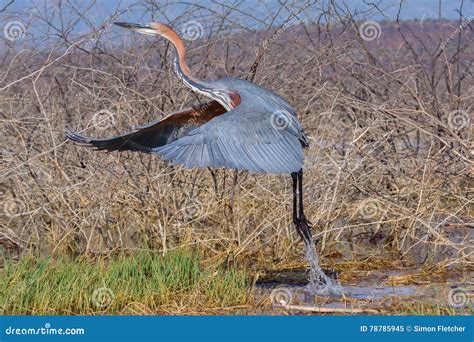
[155,104,304,174]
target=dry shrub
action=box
[0,1,472,272]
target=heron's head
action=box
[114,22,175,37]
[114,21,189,73]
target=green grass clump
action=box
[0,250,251,314]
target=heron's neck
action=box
[174,57,234,110]
[163,29,232,109]
[161,33,214,101]
[166,33,192,79]
[172,56,213,96]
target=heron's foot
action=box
[294,216,313,244]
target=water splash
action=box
[303,239,342,295]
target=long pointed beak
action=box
[114,22,156,35]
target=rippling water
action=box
[303,239,342,296]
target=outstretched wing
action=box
[65,100,227,152]
[155,102,305,174]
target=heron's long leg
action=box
[291,172,298,225]
[298,169,305,219]
[296,169,313,243]
[292,169,312,243]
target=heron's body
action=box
[66,21,317,249]
[157,76,308,174]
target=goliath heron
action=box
[66,22,313,244]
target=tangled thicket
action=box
[0,1,472,271]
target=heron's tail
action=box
[65,128,152,152]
